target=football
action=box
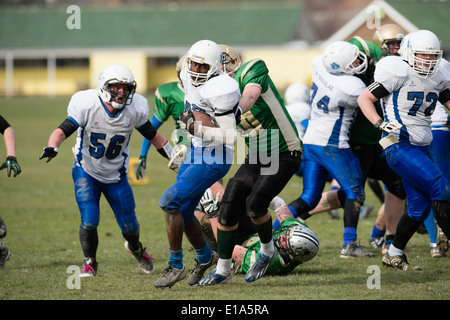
[183,111,217,135]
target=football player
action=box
[197,45,302,286]
[155,40,241,288]
[232,197,319,277]
[421,58,450,258]
[39,64,174,277]
[287,41,374,258]
[0,115,21,268]
[357,30,450,270]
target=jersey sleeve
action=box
[67,91,89,127]
[240,59,269,93]
[132,94,151,128]
[373,56,407,93]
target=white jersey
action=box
[374,56,449,146]
[302,55,366,148]
[180,68,240,148]
[285,101,311,139]
[67,89,150,184]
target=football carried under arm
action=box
[178,111,236,146]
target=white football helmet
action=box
[97,64,136,110]
[274,223,319,263]
[401,30,442,78]
[322,41,368,76]
[284,83,310,105]
[219,44,241,75]
[186,40,222,86]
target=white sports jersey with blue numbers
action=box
[302,55,366,148]
[67,89,150,184]
[180,68,240,148]
[374,56,449,146]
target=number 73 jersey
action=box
[373,55,449,146]
[67,89,150,184]
[302,55,366,148]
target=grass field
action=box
[0,96,449,305]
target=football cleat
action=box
[154,263,186,288]
[382,253,421,271]
[124,241,154,274]
[245,250,276,282]
[188,250,218,286]
[340,241,375,258]
[0,243,11,269]
[80,257,98,277]
[195,269,232,286]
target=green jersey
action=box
[236,219,307,275]
[152,81,189,146]
[348,37,384,145]
[233,59,302,156]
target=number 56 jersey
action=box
[67,89,150,184]
[303,55,366,148]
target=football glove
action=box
[166,144,187,172]
[178,111,195,132]
[0,156,21,177]
[374,120,402,133]
[135,156,146,179]
[39,147,58,163]
[199,188,221,218]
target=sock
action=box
[216,258,232,276]
[194,244,212,265]
[253,216,273,244]
[343,227,357,245]
[169,248,183,269]
[260,240,275,257]
[371,225,386,238]
[423,212,437,243]
[217,228,237,259]
[388,244,403,257]
[385,234,395,246]
[79,227,98,259]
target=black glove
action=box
[39,147,58,163]
[178,111,195,133]
[0,156,21,177]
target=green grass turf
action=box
[0,96,449,305]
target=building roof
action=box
[322,0,450,54]
[0,2,304,57]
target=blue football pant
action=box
[72,165,139,235]
[159,146,233,223]
[384,142,450,222]
[300,144,365,209]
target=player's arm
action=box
[136,115,164,179]
[440,88,450,111]
[239,84,261,113]
[358,83,402,133]
[39,118,78,162]
[197,113,237,146]
[0,116,21,177]
[137,120,175,169]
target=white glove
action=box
[166,144,188,172]
[375,120,402,133]
[199,188,221,218]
